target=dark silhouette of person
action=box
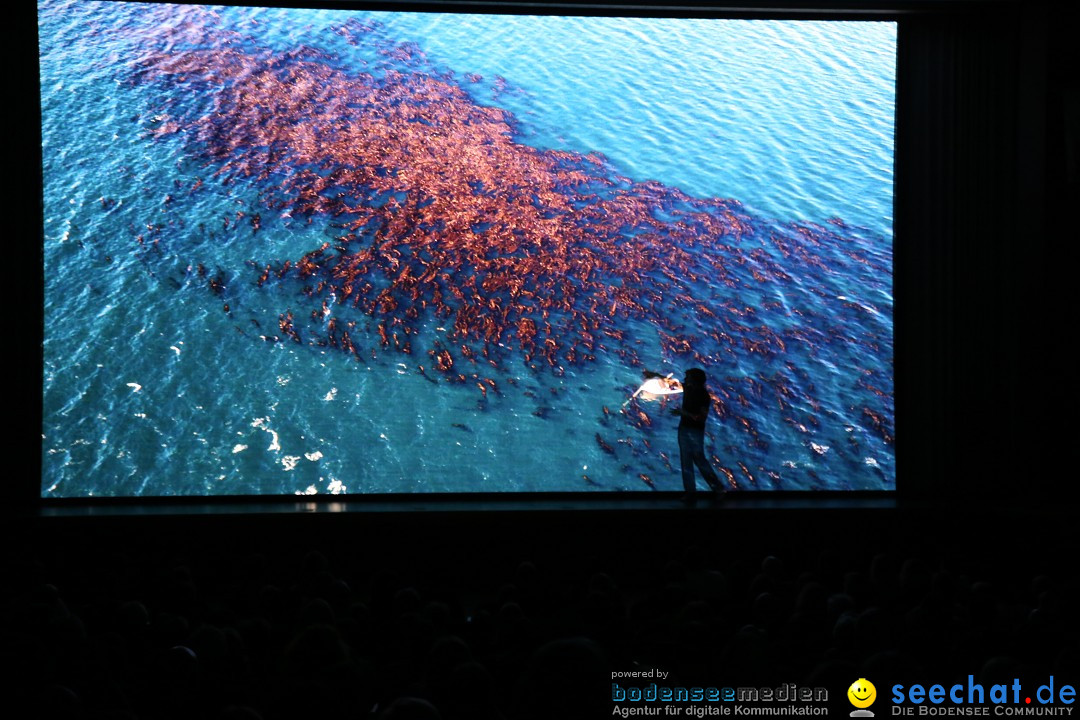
[669,367,725,502]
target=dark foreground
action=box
[5,498,1075,719]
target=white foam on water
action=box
[251,417,282,452]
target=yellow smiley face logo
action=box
[848,679,877,708]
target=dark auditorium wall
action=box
[895,1,1071,506]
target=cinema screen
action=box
[38,1,896,497]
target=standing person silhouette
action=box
[670,368,725,502]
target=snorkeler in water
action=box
[643,370,683,392]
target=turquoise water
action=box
[39,0,895,497]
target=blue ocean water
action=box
[38,0,895,496]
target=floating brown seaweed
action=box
[122,10,894,489]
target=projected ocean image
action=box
[39,1,895,496]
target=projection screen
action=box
[38,0,896,497]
